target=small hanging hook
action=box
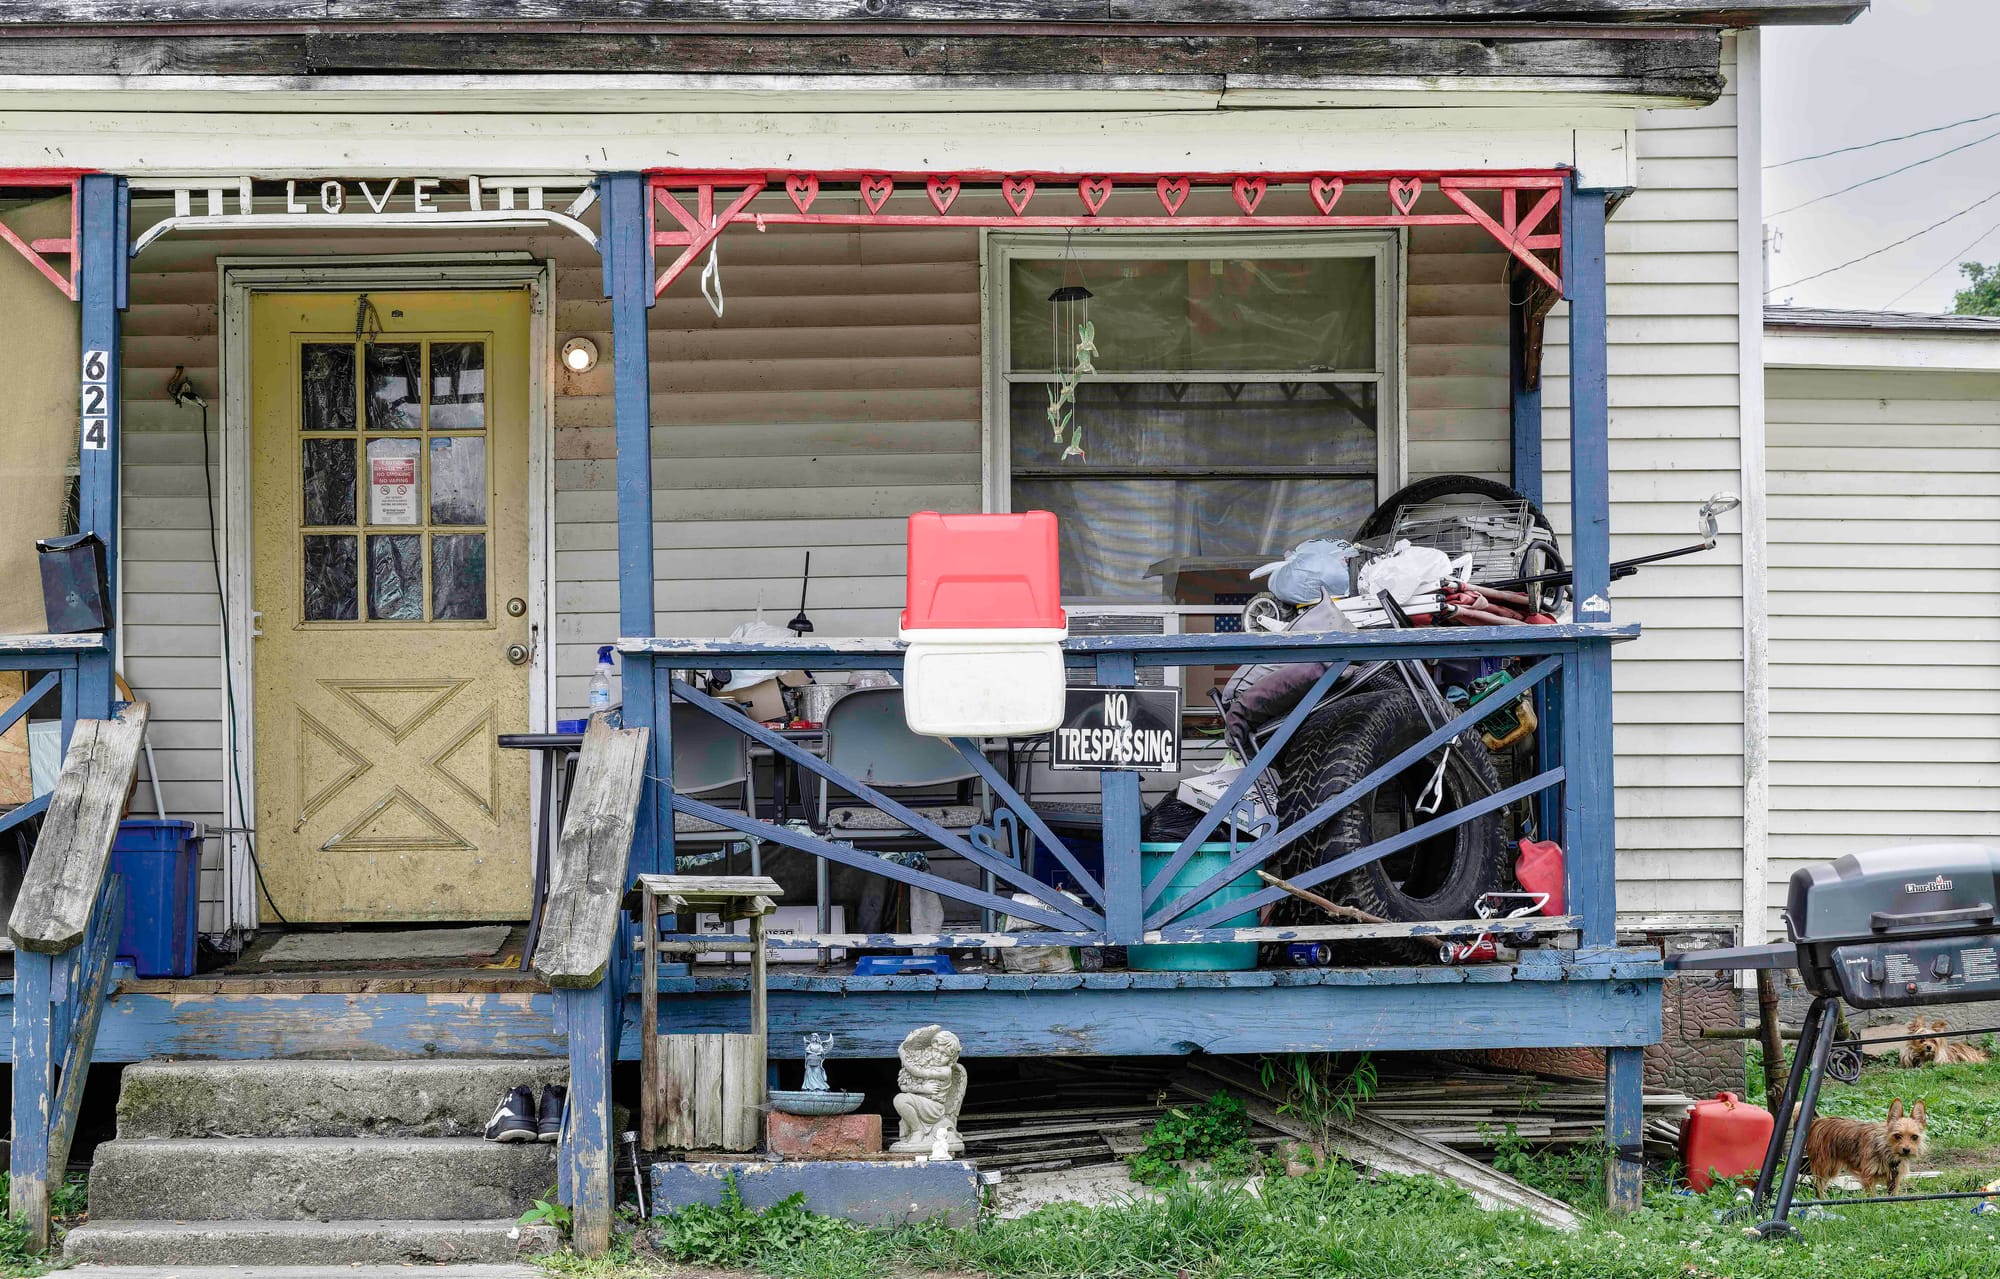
[699,240,725,318]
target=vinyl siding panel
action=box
[1763,365,2000,936]
[1542,38,1748,920]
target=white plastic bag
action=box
[717,618,798,692]
[1355,539,1455,604]
[1251,538,1356,605]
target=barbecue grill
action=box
[1671,844,2000,1236]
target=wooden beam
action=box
[0,29,1723,100]
[530,712,650,989]
[0,3,1871,29]
[7,702,147,955]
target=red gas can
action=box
[1680,1092,1773,1192]
[1514,838,1566,916]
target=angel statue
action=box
[801,1033,833,1092]
[889,1024,968,1156]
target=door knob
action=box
[506,643,531,665]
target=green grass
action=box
[1747,1038,2000,1159]
[0,1172,89,1278]
[539,1155,2000,1279]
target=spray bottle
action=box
[589,645,616,713]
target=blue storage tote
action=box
[109,819,203,978]
[1130,841,1261,972]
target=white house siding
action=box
[1764,365,2000,937]
[1540,37,1749,923]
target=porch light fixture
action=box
[560,336,599,373]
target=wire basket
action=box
[1387,498,1545,581]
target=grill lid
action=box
[1786,844,2000,943]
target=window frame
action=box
[981,229,1408,546]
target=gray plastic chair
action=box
[813,686,994,935]
[672,704,763,875]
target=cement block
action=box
[117,1058,568,1139]
[63,1217,559,1266]
[651,1159,981,1228]
[89,1138,556,1222]
[766,1111,884,1159]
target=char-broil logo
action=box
[1904,875,1954,895]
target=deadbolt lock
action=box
[506,597,527,617]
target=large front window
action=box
[994,235,1398,601]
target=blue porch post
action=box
[11,175,126,1247]
[76,173,126,718]
[1508,282,1543,506]
[1563,183,1642,1212]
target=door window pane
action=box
[301,437,356,527]
[302,535,358,620]
[428,436,486,525]
[368,533,423,620]
[365,343,423,430]
[365,437,421,526]
[432,534,487,620]
[301,344,356,431]
[429,341,487,430]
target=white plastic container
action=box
[898,625,1068,737]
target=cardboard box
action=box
[719,670,809,723]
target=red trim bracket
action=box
[645,167,1567,296]
[0,168,88,302]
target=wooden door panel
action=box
[249,290,532,923]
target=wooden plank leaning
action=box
[7,701,148,1251]
[8,701,148,955]
[531,712,651,989]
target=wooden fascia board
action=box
[0,3,1869,29]
[0,29,1725,104]
[1765,327,2000,374]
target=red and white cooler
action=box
[899,511,1069,737]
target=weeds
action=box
[0,1172,88,1279]
[1257,1052,1378,1136]
[1125,1092,1258,1186]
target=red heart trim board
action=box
[1156,177,1190,215]
[926,175,961,214]
[1390,177,1423,214]
[1002,176,1036,215]
[861,175,894,213]
[1078,177,1113,215]
[784,173,818,214]
[1232,175,1267,215]
[1309,176,1344,214]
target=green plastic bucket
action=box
[1130,841,1260,972]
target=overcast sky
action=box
[1762,0,1998,313]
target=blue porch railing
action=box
[617,622,1635,954]
[0,634,103,842]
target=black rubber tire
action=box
[1354,473,1553,544]
[1271,685,1512,959]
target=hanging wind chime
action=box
[1045,239,1098,460]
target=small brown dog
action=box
[1800,1099,1928,1195]
[1899,1017,1991,1067]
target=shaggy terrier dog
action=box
[1899,1017,1991,1068]
[1801,1099,1928,1196]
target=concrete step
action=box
[64,1218,559,1266]
[117,1058,567,1139]
[89,1138,557,1222]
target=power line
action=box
[1773,182,2000,292]
[1770,125,2000,218]
[1881,212,2000,309]
[1766,108,2000,170]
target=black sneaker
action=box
[484,1085,537,1143]
[537,1084,568,1143]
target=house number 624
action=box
[80,349,109,451]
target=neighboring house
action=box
[1760,305,2000,937]
[0,0,1864,1250]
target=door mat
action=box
[251,925,513,969]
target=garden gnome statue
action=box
[801,1033,832,1092]
[890,1024,967,1156]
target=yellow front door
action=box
[250,290,533,922]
